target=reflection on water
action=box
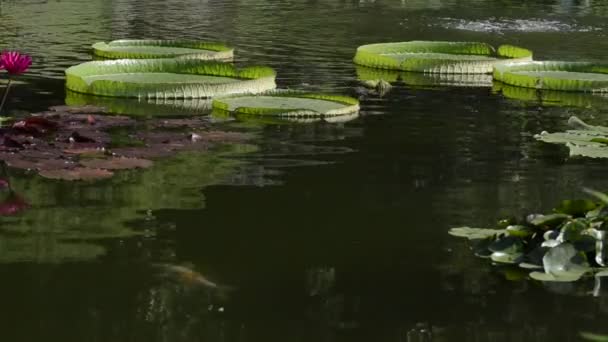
[1,0,608,340]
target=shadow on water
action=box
[1,0,608,341]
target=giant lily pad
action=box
[493,61,608,93]
[356,65,493,88]
[92,40,233,60]
[65,59,276,98]
[353,41,532,74]
[212,92,359,117]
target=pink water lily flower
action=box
[0,51,32,75]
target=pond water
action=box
[1,0,608,340]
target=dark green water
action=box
[1,0,608,340]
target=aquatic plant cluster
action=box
[450,188,608,282]
[65,39,360,119]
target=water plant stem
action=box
[0,78,13,115]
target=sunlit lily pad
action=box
[529,271,584,282]
[354,41,532,74]
[580,332,608,342]
[65,59,276,98]
[448,226,504,240]
[212,92,359,117]
[493,61,608,93]
[92,40,233,60]
[355,65,493,88]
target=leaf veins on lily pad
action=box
[39,167,114,181]
[79,157,153,170]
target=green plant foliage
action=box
[353,41,532,74]
[581,332,608,342]
[535,116,608,159]
[449,189,608,283]
[92,39,234,60]
[65,59,276,98]
[212,91,360,118]
[493,61,608,93]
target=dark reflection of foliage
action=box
[0,145,256,263]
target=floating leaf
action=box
[555,199,597,216]
[353,41,532,73]
[581,332,608,342]
[493,61,608,93]
[212,92,359,118]
[584,188,608,205]
[448,226,504,240]
[543,242,591,279]
[529,271,584,282]
[39,168,114,181]
[491,251,523,264]
[506,225,534,238]
[65,59,276,98]
[529,213,571,228]
[92,40,233,60]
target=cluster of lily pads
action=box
[353,40,608,98]
[65,39,360,122]
[450,188,608,282]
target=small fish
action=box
[153,263,234,292]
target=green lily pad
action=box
[543,242,591,278]
[506,225,534,238]
[491,251,524,264]
[355,65,493,88]
[212,92,359,118]
[529,271,585,282]
[92,40,233,60]
[555,199,597,216]
[448,226,504,240]
[529,213,571,228]
[353,41,532,74]
[581,332,608,342]
[493,61,608,93]
[65,59,276,98]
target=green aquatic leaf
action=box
[92,39,233,60]
[65,59,276,98]
[505,225,534,238]
[529,271,584,282]
[555,199,597,216]
[212,92,359,118]
[529,213,571,228]
[493,61,608,93]
[448,227,504,240]
[584,188,608,205]
[354,41,532,74]
[581,332,608,342]
[542,242,591,279]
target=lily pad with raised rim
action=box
[92,39,233,60]
[65,59,276,99]
[212,92,360,118]
[356,65,493,88]
[493,61,608,93]
[353,41,532,74]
